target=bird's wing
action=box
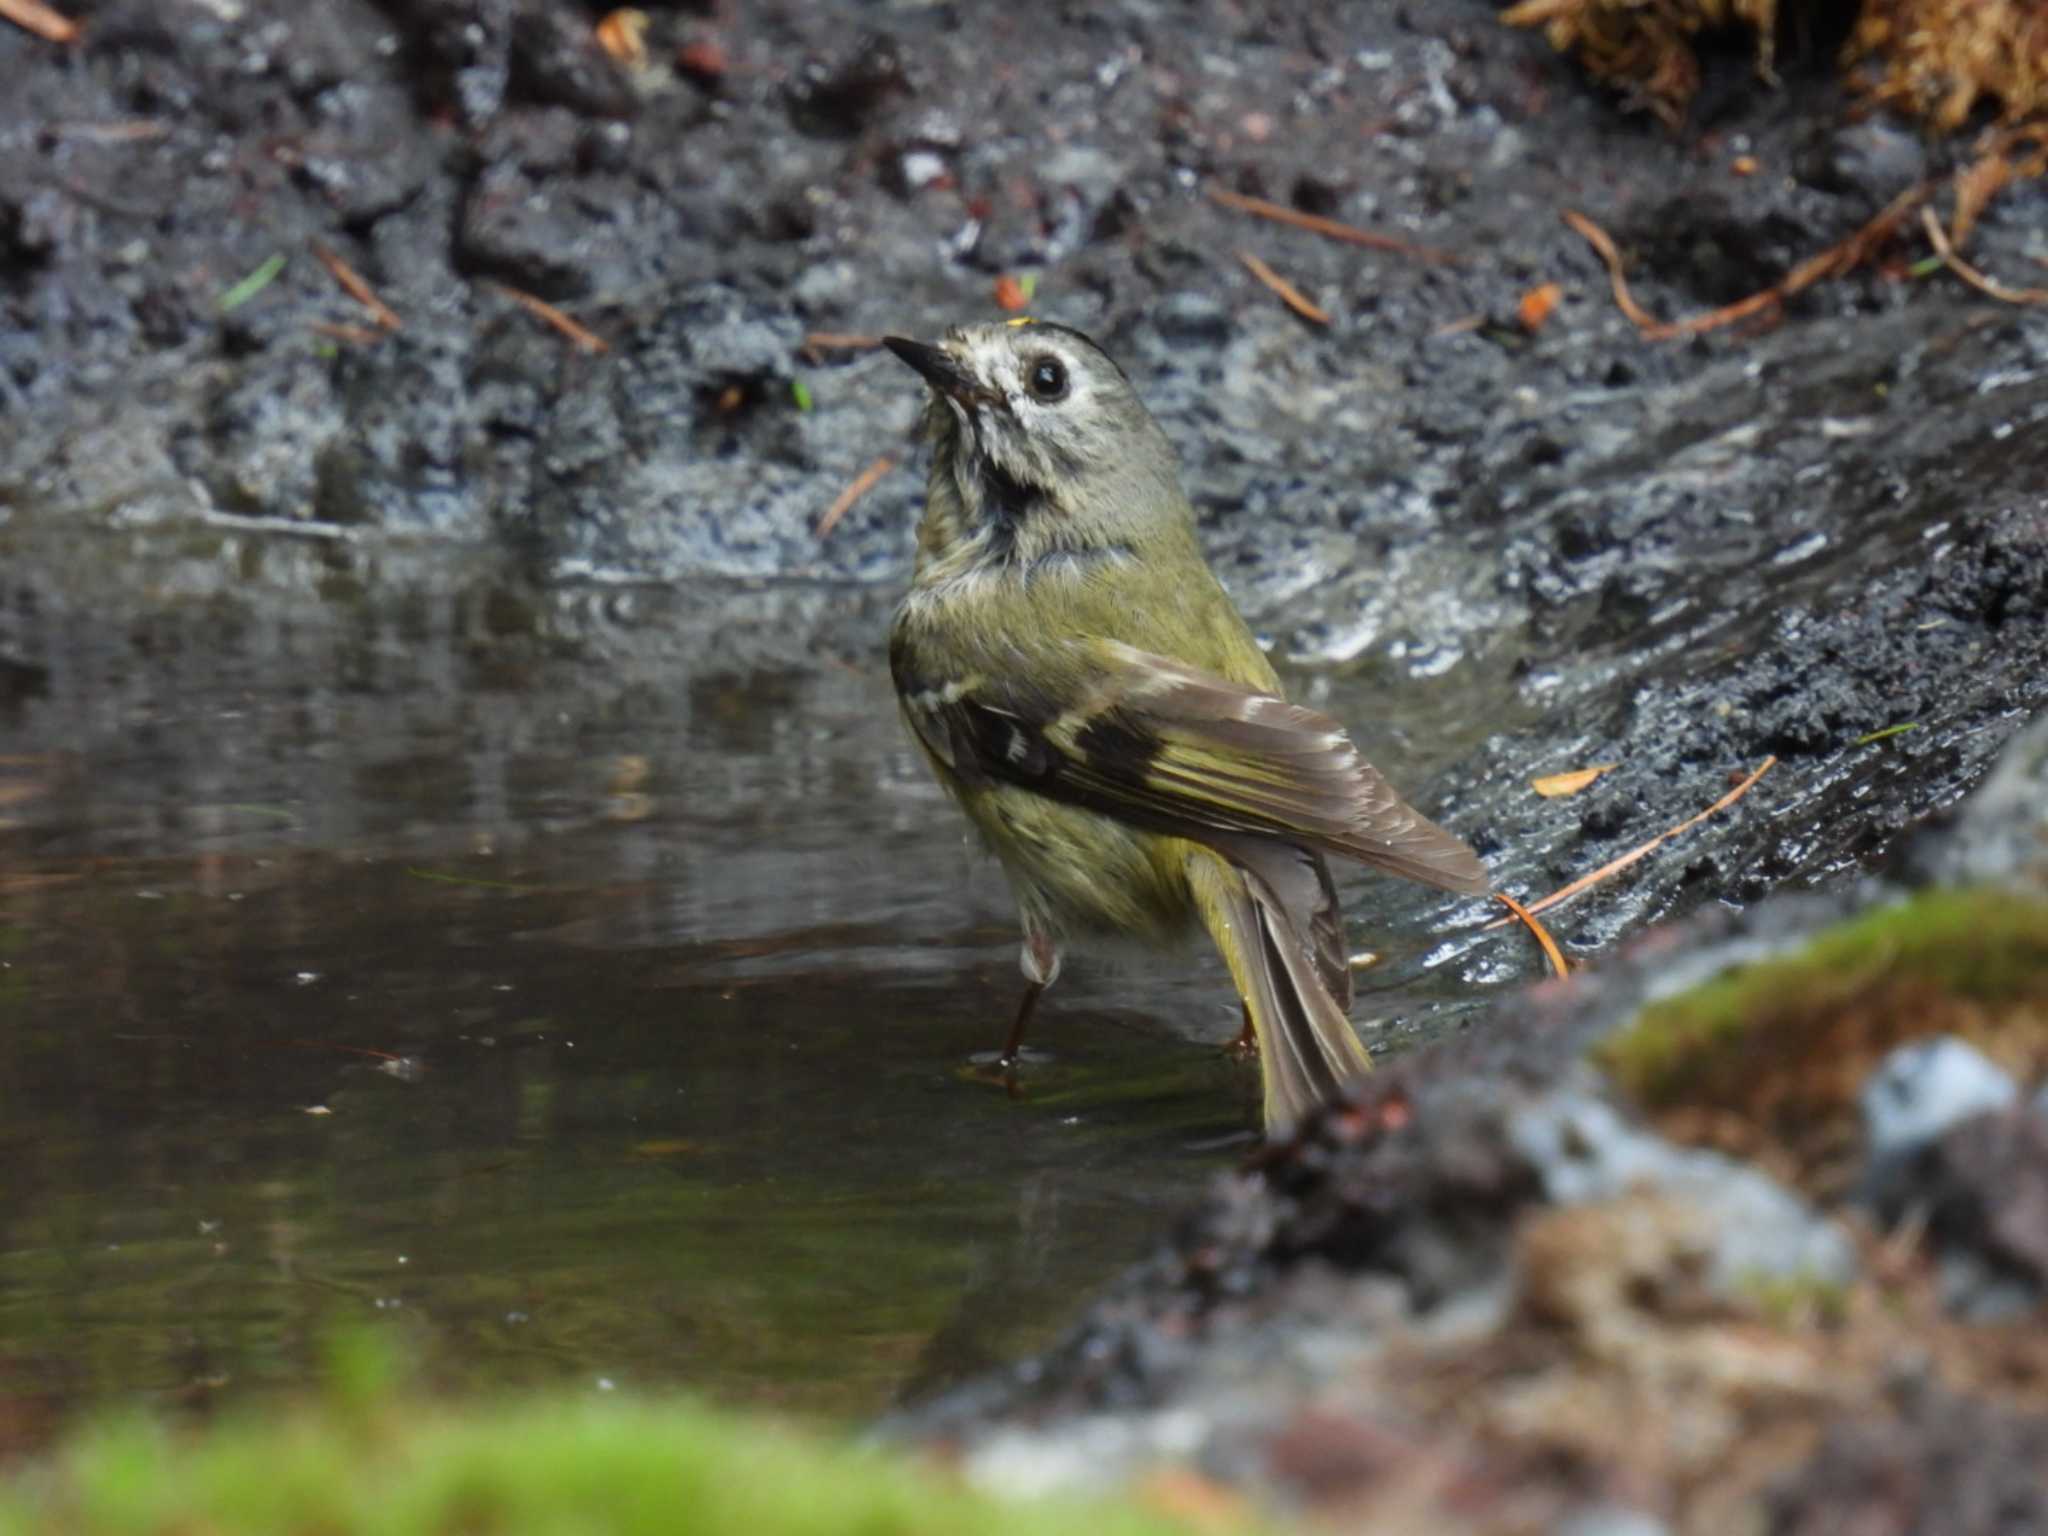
[893,635,1489,896]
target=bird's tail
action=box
[1187,844,1373,1138]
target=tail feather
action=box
[1187,848,1374,1138]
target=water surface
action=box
[0,516,1505,1443]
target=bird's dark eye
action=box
[1026,355,1069,402]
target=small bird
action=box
[884,318,1488,1136]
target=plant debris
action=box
[493,282,608,353]
[1237,250,1329,325]
[1208,184,1454,264]
[1489,756,1779,928]
[0,0,77,44]
[1503,0,1778,127]
[217,253,287,314]
[1531,763,1617,798]
[1566,185,1933,339]
[798,332,885,363]
[1496,889,1570,977]
[814,454,896,539]
[1921,205,2048,304]
[312,242,401,331]
[1852,0,2048,129]
[594,8,649,71]
[1516,281,1563,332]
[309,321,387,348]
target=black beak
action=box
[884,336,981,407]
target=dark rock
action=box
[1767,1388,2048,1536]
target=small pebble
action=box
[1860,1036,2018,1162]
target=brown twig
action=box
[814,455,896,538]
[0,0,78,42]
[799,332,885,363]
[311,242,401,331]
[1495,890,1568,978]
[495,282,609,354]
[1237,251,1329,325]
[1920,206,2048,306]
[1208,185,1454,265]
[1567,185,1932,341]
[1485,756,1780,929]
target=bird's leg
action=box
[1001,919,1063,1069]
[1225,1003,1257,1062]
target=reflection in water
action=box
[0,521,1494,1445]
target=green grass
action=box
[2,1343,1238,1536]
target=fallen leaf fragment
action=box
[1532,762,1618,798]
[677,37,727,80]
[993,274,1028,312]
[594,8,648,69]
[1517,280,1562,332]
[1238,250,1328,324]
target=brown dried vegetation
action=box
[1506,0,2048,130]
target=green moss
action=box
[1735,1271,1853,1330]
[1,1338,1244,1536]
[1598,888,2048,1112]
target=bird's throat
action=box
[978,456,1039,526]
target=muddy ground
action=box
[3,0,2048,1516]
[5,0,2046,951]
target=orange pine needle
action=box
[0,0,79,43]
[1486,756,1779,929]
[1237,250,1329,325]
[311,242,401,331]
[814,455,896,539]
[1495,890,1568,978]
[1208,185,1454,264]
[495,283,609,354]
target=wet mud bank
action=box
[3,0,2047,1480]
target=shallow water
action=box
[0,517,1505,1441]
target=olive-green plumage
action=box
[884,319,1488,1136]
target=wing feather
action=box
[894,635,1489,897]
